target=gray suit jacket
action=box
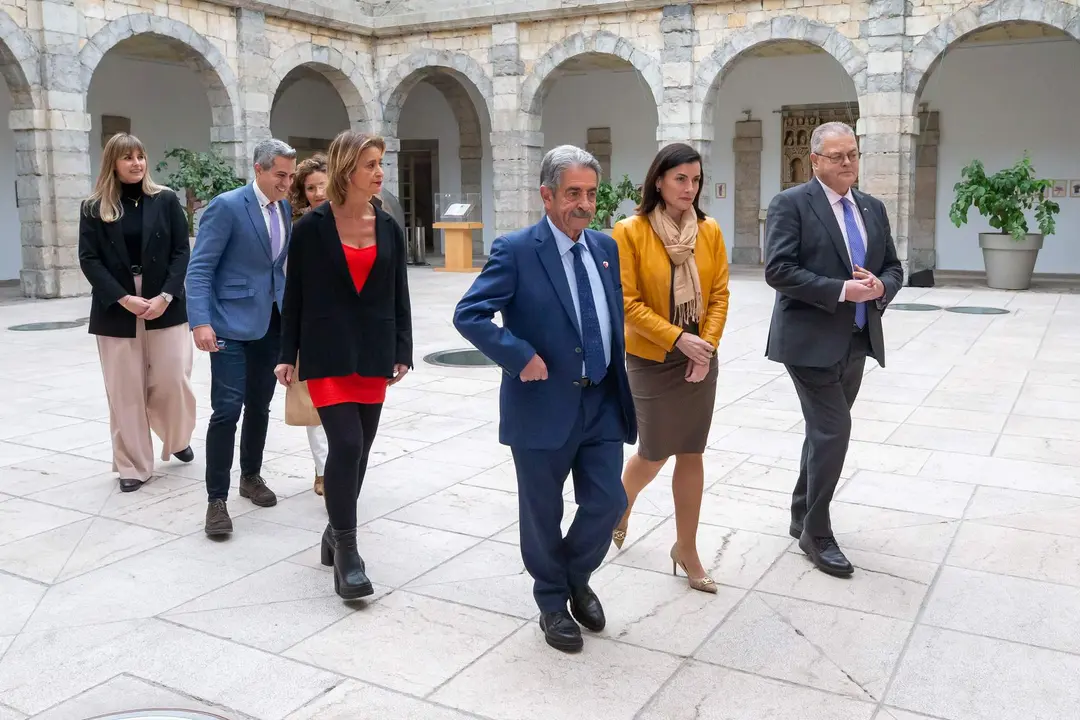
[763,179,904,368]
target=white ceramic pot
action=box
[978,232,1043,290]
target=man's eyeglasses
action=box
[815,151,860,164]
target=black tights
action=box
[316,402,383,530]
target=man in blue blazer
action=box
[454,145,637,653]
[186,138,296,538]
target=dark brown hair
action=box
[637,142,706,222]
[290,153,328,219]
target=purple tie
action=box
[267,201,282,259]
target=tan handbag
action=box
[284,357,321,427]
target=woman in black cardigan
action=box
[79,132,196,493]
[275,130,413,600]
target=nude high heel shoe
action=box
[670,543,717,594]
[612,513,630,549]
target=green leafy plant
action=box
[949,154,1060,241]
[590,174,643,230]
[155,148,245,234]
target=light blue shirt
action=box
[546,217,612,374]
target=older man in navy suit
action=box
[186,138,296,538]
[454,145,637,653]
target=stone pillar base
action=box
[731,246,761,266]
[20,268,88,298]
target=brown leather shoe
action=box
[313,475,324,496]
[239,474,277,507]
[205,499,233,537]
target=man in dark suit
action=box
[764,121,904,577]
[454,145,637,653]
[186,138,296,537]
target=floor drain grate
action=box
[86,711,230,720]
[8,320,86,331]
[890,303,942,311]
[945,306,1010,315]
[424,348,497,368]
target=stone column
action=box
[235,8,271,178]
[732,120,762,265]
[663,4,713,210]
[490,22,541,237]
[19,0,91,297]
[586,127,612,180]
[858,0,917,283]
[909,106,939,284]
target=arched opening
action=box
[702,38,859,265]
[385,66,493,259]
[85,29,239,227]
[0,17,37,294]
[534,51,659,227]
[0,55,20,287]
[916,21,1080,275]
[270,66,350,160]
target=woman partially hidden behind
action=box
[276,131,413,600]
[612,142,730,593]
[78,132,197,492]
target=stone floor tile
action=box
[28,674,243,720]
[284,679,475,720]
[699,485,793,537]
[613,518,792,590]
[919,451,1080,497]
[378,413,486,443]
[0,518,92,583]
[0,497,88,546]
[0,453,113,497]
[888,626,1080,720]
[285,590,522,696]
[885,424,999,456]
[994,433,1080,466]
[638,660,875,720]
[4,421,113,453]
[905,406,1008,434]
[0,705,25,720]
[757,549,937,620]
[458,459,518,493]
[387,483,519,538]
[0,574,45,636]
[947,523,1080,587]
[836,471,975,519]
[405,539,538,618]
[835,518,958,564]
[431,624,682,720]
[699,592,910,701]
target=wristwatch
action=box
[160,292,173,304]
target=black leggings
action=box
[316,402,383,530]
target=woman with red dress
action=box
[276,131,413,600]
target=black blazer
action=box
[763,179,904,368]
[279,202,413,380]
[78,189,190,338]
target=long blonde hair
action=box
[326,131,385,206]
[85,133,165,223]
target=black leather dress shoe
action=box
[569,585,605,632]
[799,533,854,577]
[539,610,583,652]
[118,478,144,492]
[173,447,195,463]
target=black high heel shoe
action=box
[321,526,373,599]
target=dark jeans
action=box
[317,402,383,530]
[205,306,281,502]
[786,330,869,537]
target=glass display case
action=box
[433,193,484,273]
[434,192,482,223]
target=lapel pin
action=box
[602,260,609,269]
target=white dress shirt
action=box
[252,180,286,260]
[816,177,867,302]
[546,217,612,375]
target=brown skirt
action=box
[626,346,718,461]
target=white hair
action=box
[810,122,855,155]
[540,145,601,190]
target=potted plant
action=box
[155,148,245,238]
[590,174,643,231]
[948,154,1059,290]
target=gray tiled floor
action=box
[1,269,1079,719]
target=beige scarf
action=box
[648,206,703,326]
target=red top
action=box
[307,244,388,408]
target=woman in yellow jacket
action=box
[612,142,730,593]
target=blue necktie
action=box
[841,198,866,328]
[570,242,606,384]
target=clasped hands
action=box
[119,294,169,322]
[844,265,885,303]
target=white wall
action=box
[711,52,858,255]
[541,68,659,223]
[397,80,496,249]
[921,38,1080,274]
[87,53,212,188]
[270,75,350,145]
[0,79,20,281]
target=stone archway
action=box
[381,50,494,254]
[519,30,663,118]
[79,14,243,167]
[269,42,378,133]
[907,0,1080,116]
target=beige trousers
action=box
[96,278,196,481]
